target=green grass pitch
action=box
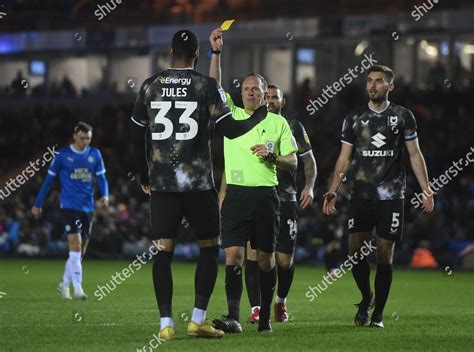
[1,259,473,351]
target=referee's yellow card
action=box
[220,19,235,31]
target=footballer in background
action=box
[32,122,109,300]
[323,65,434,328]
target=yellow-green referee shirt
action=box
[224,94,298,187]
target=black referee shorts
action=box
[221,185,280,253]
[348,198,404,242]
[150,190,220,240]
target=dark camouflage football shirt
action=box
[131,68,231,192]
[341,102,418,200]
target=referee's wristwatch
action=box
[211,49,221,55]
[263,152,278,163]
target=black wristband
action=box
[263,152,278,163]
[211,49,221,55]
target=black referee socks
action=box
[259,266,276,322]
[194,246,219,310]
[245,260,261,308]
[152,251,174,317]
[225,265,243,321]
[351,257,372,300]
[374,264,393,317]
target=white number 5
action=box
[391,213,400,232]
[151,101,198,140]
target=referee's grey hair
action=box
[244,72,268,92]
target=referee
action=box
[209,28,298,333]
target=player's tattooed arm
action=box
[323,143,353,215]
[406,139,435,213]
[276,152,297,170]
[300,151,317,209]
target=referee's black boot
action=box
[257,319,272,333]
[354,293,375,326]
[212,315,243,333]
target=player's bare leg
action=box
[245,241,260,324]
[152,238,176,340]
[256,250,276,333]
[370,237,395,328]
[274,251,294,322]
[187,238,224,338]
[349,232,374,326]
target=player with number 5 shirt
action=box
[323,65,434,329]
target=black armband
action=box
[217,105,268,139]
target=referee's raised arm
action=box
[209,28,223,84]
[207,28,267,139]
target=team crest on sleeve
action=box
[88,156,94,163]
[388,115,399,134]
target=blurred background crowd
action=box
[1,0,473,271]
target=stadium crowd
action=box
[0,0,465,32]
[0,78,473,269]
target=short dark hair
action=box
[367,65,394,83]
[244,72,268,92]
[267,84,284,98]
[171,29,199,61]
[74,121,93,134]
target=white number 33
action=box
[151,101,198,140]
